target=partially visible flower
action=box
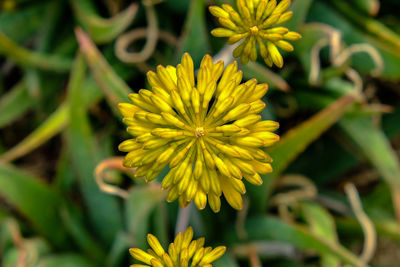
[209,0,302,67]
[119,53,279,212]
[129,227,226,267]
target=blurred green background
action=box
[0,0,400,266]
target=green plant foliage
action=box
[1,0,400,266]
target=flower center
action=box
[195,127,205,137]
[250,26,259,35]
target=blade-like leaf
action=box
[70,0,138,44]
[0,81,32,128]
[0,30,72,72]
[249,93,357,212]
[175,0,210,66]
[226,216,366,267]
[75,27,131,114]
[0,164,67,247]
[67,54,123,244]
[125,185,166,249]
[301,202,341,267]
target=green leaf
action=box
[67,54,123,244]
[249,93,357,212]
[301,202,341,267]
[175,0,210,67]
[70,0,138,44]
[75,28,131,115]
[349,0,380,16]
[0,164,68,247]
[59,204,106,262]
[0,75,103,163]
[125,185,166,249]
[240,62,290,92]
[0,81,32,128]
[213,251,240,267]
[339,116,400,188]
[225,216,366,267]
[0,30,72,72]
[308,2,400,80]
[35,254,95,267]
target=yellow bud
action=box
[260,13,280,29]
[243,172,263,185]
[232,136,264,147]
[213,154,231,178]
[151,94,174,114]
[256,0,268,21]
[150,259,163,267]
[272,0,290,15]
[191,247,205,267]
[156,146,176,164]
[143,138,170,150]
[118,139,141,152]
[208,193,221,213]
[200,246,226,265]
[234,114,261,127]
[222,103,250,122]
[162,253,174,267]
[230,158,256,175]
[228,32,249,44]
[211,28,235,37]
[209,6,230,18]
[167,186,179,202]
[275,40,294,52]
[250,120,280,132]
[181,53,194,87]
[252,160,273,174]
[209,169,221,196]
[161,112,186,129]
[118,103,140,117]
[157,65,177,91]
[277,11,293,24]
[194,190,207,210]
[267,41,283,68]
[147,234,165,257]
[284,31,302,41]
[129,248,155,265]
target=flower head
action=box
[119,53,279,212]
[129,227,226,266]
[210,0,302,67]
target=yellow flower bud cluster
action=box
[129,227,226,267]
[119,53,279,212]
[210,0,301,67]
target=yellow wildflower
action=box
[209,0,302,67]
[119,53,279,212]
[129,227,226,267]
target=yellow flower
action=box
[119,53,279,212]
[209,0,302,67]
[129,227,226,267]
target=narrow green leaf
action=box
[75,27,131,113]
[125,185,166,249]
[226,216,366,267]
[0,76,103,163]
[67,54,123,244]
[241,62,290,92]
[339,116,400,188]
[0,164,68,247]
[270,93,357,176]
[301,202,341,267]
[36,254,95,267]
[249,94,356,212]
[176,0,210,66]
[213,251,240,267]
[0,81,32,128]
[70,0,138,44]
[0,103,68,163]
[60,204,106,262]
[349,0,380,16]
[0,31,72,72]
